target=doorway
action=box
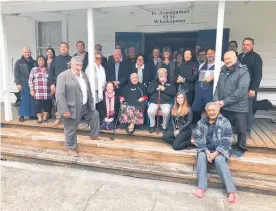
[144,31,198,59]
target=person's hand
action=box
[206,151,212,163]
[114,81,119,89]
[156,85,161,91]
[30,90,35,97]
[120,97,125,103]
[17,85,22,91]
[159,85,165,91]
[205,76,214,83]
[218,100,225,107]
[209,151,220,162]
[174,130,179,137]
[248,90,256,98]
[138,97,145,102]
[63,112,71,119]
[177,75,185,83]
[50,85,56,93]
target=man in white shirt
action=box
[56,56,101,157]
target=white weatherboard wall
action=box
[3,2,276,103]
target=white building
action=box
[1,1,276,120]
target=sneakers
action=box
[159,127,167,134]
[228,192,238,204]
[195,188,204,198]
[68,149,78,157]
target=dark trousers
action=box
[163,128,192,150]
[35,99,52,113]
[221,110,248,151]
[247,96,256,134]
[185,90,195,107]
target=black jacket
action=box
[130,64,152,86]
[147,79,176,104]
[48,55,71,86]
[102,56,108,70]
[157,61,176,82]
[176,61,198,91]
[96,93,120,123]
[14,57,36,85]
[172,109,193,132]
[105,60,130,88]
[146,60,159,80]
[73,52,88,72]
[238,51,262,91]
[121,83,148,107]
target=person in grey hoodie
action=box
[48,42,72,126]
[213,51,250,156]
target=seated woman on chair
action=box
[147,68,177,133]
[119,73,148,135]
[163,91,193,150]
[96,81,120,130]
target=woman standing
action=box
[28,55,52,123]
[176,49,198,106]
[130,54,152,87]
[14,47,36,122]
[119,73,148,135]
[86,52,106,103]
[175,52,184,74]
[46,48,56,68]
[157,47,176,82]
[163,92,193,150]
[96,81,120,130]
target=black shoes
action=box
[149,126,156,133]
[19,116,24,122]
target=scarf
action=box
[95,63,106,102]
[105,91,115,118]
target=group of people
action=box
[14,37,263,203]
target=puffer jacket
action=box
[194,114,233,159]
[213,62,250,113]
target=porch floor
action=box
[1,104,276,150]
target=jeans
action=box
[197,151,236,193]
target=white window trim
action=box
[30,13,68,58]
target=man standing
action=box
[228,41,238,55]
[194,102,237,203]
[214,51,250,156]
[197,49,207,70]
[56,56,101,157]
[238,38,263,139]
[74,41,88,72]
[108,44,126,62]
[49,42,72,126]
[95,44,107,69]
[106,49,129,92]
[126,46,137,67]
[147,47,161,80]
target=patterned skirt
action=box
[119,104,144,125]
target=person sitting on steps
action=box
[194,102,237,204]
[163,91,193,150]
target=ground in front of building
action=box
[1,161,276,211]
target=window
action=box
[37,21,62,55]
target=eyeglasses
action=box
[96,57,102,60]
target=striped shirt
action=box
[28,66,51,100]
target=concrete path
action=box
[1,161,276,211]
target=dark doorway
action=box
[144,31,198,59]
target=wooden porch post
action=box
[213,1,225,94]
[0,12,12,121]
[87,8,96,105]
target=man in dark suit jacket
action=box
[146,47,161,80]
[95,44,107,69]
[74,41,88,72]
[108,44,127,63]
[106,49,130,93]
